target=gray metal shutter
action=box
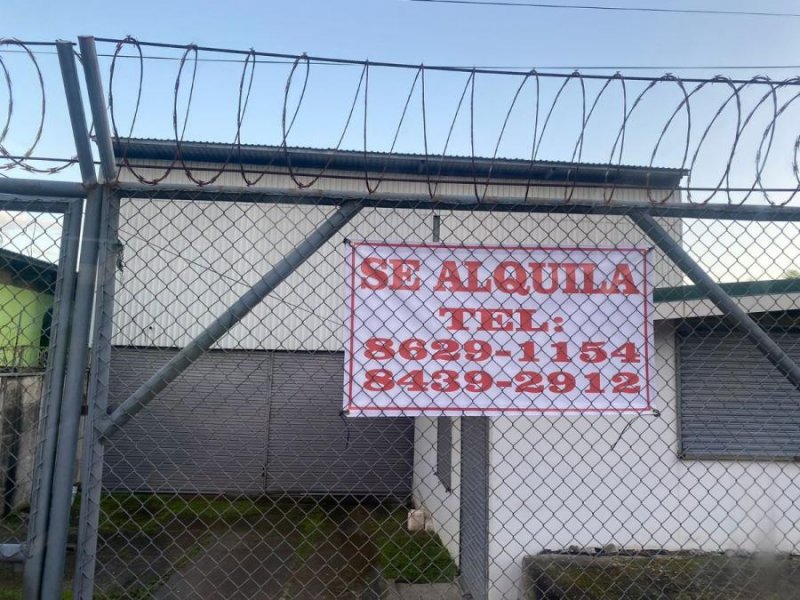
[460,416,490,600]
[265,352,413,497]
[436,416,452,492]
[679,328,800,460]
[104,348,271,493]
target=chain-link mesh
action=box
[4,33,800,600]
[77,179,800,600]
[0,204,65,581]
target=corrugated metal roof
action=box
[111,138,687,187]
[0,248,57,293]
[655,278,800,304]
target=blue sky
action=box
[5,0,800,173]
[4,1,800,276]
[6,0,800,72]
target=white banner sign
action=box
[343,242,654,416]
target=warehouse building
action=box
[106,140,800,600]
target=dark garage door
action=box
[103,348,272,494]
[104,348,413,497]
[266,352,414,496]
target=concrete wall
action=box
[0,373,43,512]
[486,322,800,600]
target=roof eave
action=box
[111,138,687,188]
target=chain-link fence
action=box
[3,35,800,600]
[66,168,799,600]
[0,197,74,577]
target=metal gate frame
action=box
[1,35,800,600]
[0,193,80,567]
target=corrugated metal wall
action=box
[113,159,682,352]
[460,416,490,600]
[438,210,681,290]
[104,348,271,493]
[266,352,413,496]
[112,202,434,350]
[104,348,414,496]
[679,328,800,459]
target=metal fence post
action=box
[72,192,119,600]
[34,39,102,600]
[69,35,119,600]
[38,187,103,599]
[77,36,117,184]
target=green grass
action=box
[93,588,150,600]
[359,504,459,583]
[93,493,302,535]
[377,529,459,583]
[282,500,457,583]
[295,505,340,560]
[0,573,73,600]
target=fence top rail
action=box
[112,180,800,222]
[0,192,82,213]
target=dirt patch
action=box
[148,501,454,599]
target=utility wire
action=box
[89,38,800,84]
[405,0,800,18]
[3,47,800,71]
[4,43,795,85]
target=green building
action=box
[0,249,56,370]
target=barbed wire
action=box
[0,39,78,175]
[97,37,800,207]
[4,36,800,206]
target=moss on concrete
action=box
[1,495,458,597]
[524,553,800,600]
[93,493,303,536]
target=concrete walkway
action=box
[387,581,463,600]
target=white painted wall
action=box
[111,201,433,349]
[486,321,800,600]
[412,416,462,563]
[111,170,682,350]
